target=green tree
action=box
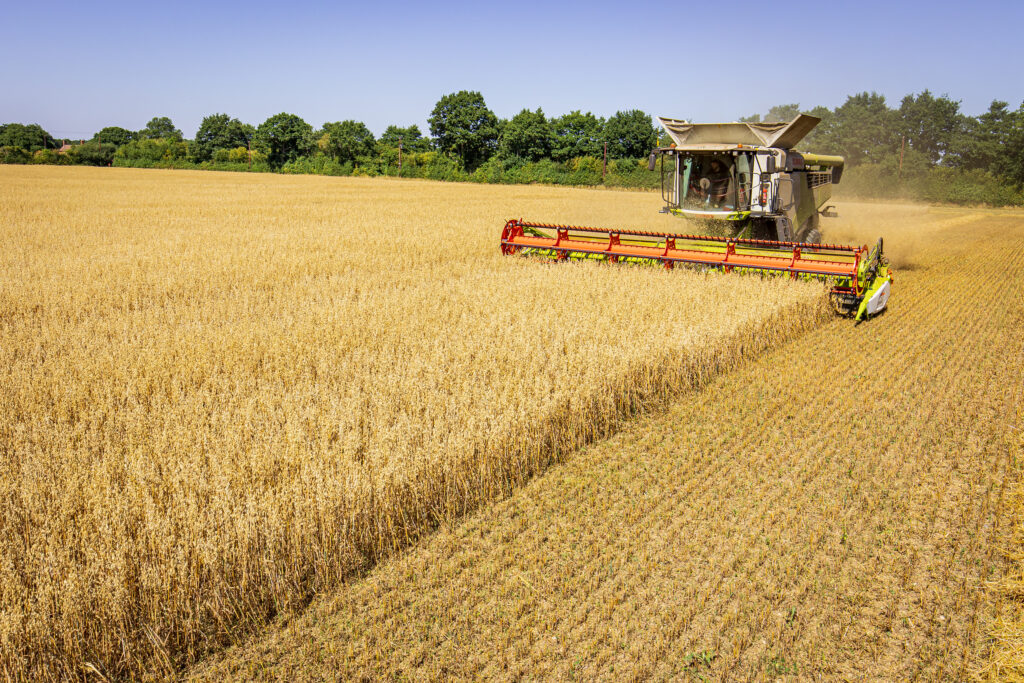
[948,100,1012,173]
[993,102,1024,185]
[897,90,962,165]
[428,90,500,170]
[194,114,254,162]
[379,125,431,152]
[766,103,801,122]
[93,126,135,146]
[498,108,553,161]
[318,120,375,163]
[69,141,117,165]
[801,105,837,152]
[828,92,897,165]
[0,123,55,151]
[603,110,657,159]
[256,113,313,167]
[114,138,189,164]
[138,116,183,141]
[0,146,31,163]
[738,113,761,123]
[550,110,604,161]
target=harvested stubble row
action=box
[0,166,827,680]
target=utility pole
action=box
[898,134,905,180]
[398,137,403,176]
[247,137,252,171]
[603,142,607,180]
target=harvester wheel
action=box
[798,212,821,244]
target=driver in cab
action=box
[698,159,731,208]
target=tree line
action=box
[0,93,657,168]
[742,93,1024,191]
[2,90,1023,204]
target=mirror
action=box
[764,155,776,174]
[648,152,657,172]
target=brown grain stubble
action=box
[190,208,1024,681]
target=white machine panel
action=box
[866,280,891,316]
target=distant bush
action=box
[459,154,655,188]
[842,164,1023,206]
[210,146,265,164]
[917,167,1023,205]
[566,156,603,185]
[351,161,376,177]
[470,156,506,184]
[197,160,272,173]
[114,139,189,166]
[280,155,349,176]
[68,141,116,166]
[0,146,30,164]
[414,151,467,182]
[31,149,69,165]
[507,159,561,185]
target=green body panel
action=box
[800,153,844,167]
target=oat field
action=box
[190,202,1024,680]
[0,166,829,680]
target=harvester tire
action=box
[798,212,821,244]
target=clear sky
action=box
[2,0,1021,139]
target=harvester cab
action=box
[647,114,843,244]
[500,115,893,322]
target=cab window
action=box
[677,153,751,211]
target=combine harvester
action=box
[501,115,892,321]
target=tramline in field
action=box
[501,115,893,321]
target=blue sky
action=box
[1,0,1021,139]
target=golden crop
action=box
[0,166,826,680]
